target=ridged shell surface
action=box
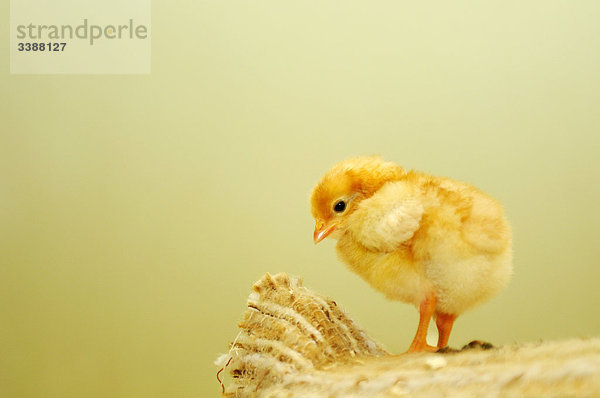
[215,272,388,396]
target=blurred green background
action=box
[2,1,599,397]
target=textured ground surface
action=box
[216,273,600,397]
[256,338,600,397]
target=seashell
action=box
[215,272,388,396]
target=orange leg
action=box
[407,294,438,353]
[435,311,457,349]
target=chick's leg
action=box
[407,294,438,353]
[435,311,456,349]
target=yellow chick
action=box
[310,156,512,353]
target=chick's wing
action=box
[348,181,423,252]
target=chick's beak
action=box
[313,220,337,244]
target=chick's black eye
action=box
[334,201,346,212]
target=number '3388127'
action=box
[17,42,66,51]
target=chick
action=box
[310,156,512,353]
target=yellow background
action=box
[2,1,599,397]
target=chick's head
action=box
[310,156,403,244]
